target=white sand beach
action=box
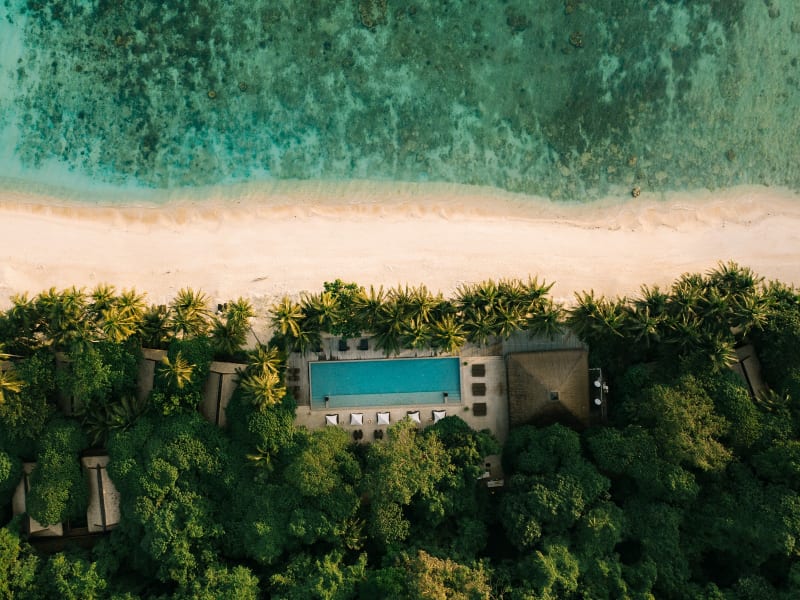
[0,181,798,315]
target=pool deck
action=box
[290,339,508,443]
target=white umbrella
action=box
[377,411,391,425]
[433,410,446,423]
[350,413,364,426]
[407,410,421,424]
[325,414,338,426]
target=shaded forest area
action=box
[1,263,799,598]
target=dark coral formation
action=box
[6,0,799,199]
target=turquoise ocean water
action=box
[0,1,798,201]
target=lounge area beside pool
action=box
[292,344,509,442]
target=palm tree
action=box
[697,286,729,331]
[373,299,407,356]
[37,287,92,349]
[566,290,602,340]
[0,364,23,406]
[245,345,282,377]
[89,283,117,319]
[79,394,148,447]
[406,285,439,325]
[526,299,564,339]
[567,291,628,341]
[400,317,431,350]
[117,289,147,322]
[271,296,304,340]
[352,285,385,333]
[731,293,772,338]
[697,332,738,373]
[240,369,286,411]
[667,273,708,329]
[140,304,171,348]
[429,315,466,354]
[211,318,248,358]
[212,297,255,357]
[158,351,195,391]
[493,301,525,339]
[626,304,663,349]
[301,291,340,334]
[168,288,211,339]
[462,310,496,346]
[101,305,140,343]
[664,313,704,354]
[4,293,40,351]
[225,297,255,328]
[627,286,670,348]
[522,276,555,308]
[473,280,500,313]
[497,278,527,307]
[706,261,763,302]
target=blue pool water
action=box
[309,357,461,409]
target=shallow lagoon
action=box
[0,1,798,201]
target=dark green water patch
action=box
[4,0,798,198]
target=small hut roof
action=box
[506,349,590,428]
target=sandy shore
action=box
[1,180,798,317]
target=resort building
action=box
[291,330,597,444]
[200,360,241,427]
[506,349,590,429]
[12,463,64,537]
[731,343,767,399]
[81,454,121,534]
[12,456,121,538]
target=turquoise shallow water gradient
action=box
[0,1,799,200]
[310,357,461,409]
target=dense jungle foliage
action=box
[0,263,799,598]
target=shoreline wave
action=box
[1,177,799,230]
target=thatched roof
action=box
[506,349,590,428]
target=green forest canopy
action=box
[0,263,799,598]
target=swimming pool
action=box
[309,357,462,409]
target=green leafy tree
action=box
[107,413,229,589]
[362,552,493,600]
[0,449,22,504]
[40,552,108,600]
[418,417,499,557]
[0,527,39,599]
[322,279,364,338]
[174,564,260,600]
[26,418,88,526]
[688,462,800,593]
[0,351,55,448]
[270,550,367,600]
[362,419,454,547]
[620,375,731,472]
